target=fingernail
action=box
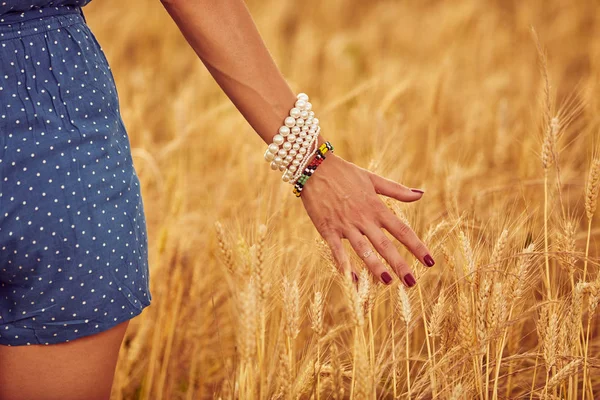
[424,254,435,267]
[410,188,424,194]
[352,272,359,282]
[404,273,416,287]
[381,271,393,284]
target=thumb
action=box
[369,172,424,202]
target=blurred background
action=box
[84,0,599,398]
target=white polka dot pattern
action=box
[0,5,153,346]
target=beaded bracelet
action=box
[288,126,320,183]
[263,93,321,183]
[292,141,334,197]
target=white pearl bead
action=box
[289,149,297,156]
[273,134,284,145]
[289,165,297,172]
[268,143,279,153]
[291,126,300,134]
[302,125,309,131]
[297,93,309,101]
[306,117,313,125]
[304,102,312,111]
[308,128,316,135]
[274,156,282,164]
[302,141,311,148]
[285,155,293,163]
[308,111,315,117]
[264,150,275,162]
[282,174,290,182]
[300,110,309,119]
[292,143,300,150]
[296,138,303,144]
[270,161,279,170]
[278,149,287,158]
[279,164,287,172]
[313,118,319,126]
[290,107,301,118]
[295,99,306,110]
[296,118,304,127]
[292,159,301,166]
[285,116,296,127]
[283,141,292,151]
[299,131,307,138]
[297,150,305,157]
[287,134,296,143]
[279,126,290,136]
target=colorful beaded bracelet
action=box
[292,141,334,197]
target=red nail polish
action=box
[381,271,393,284]
[424,254,435,267]
[404,273,416,287]
[410,188,424,194]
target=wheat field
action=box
[83,0,600,398]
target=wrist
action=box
[294,142,333,197]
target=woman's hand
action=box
[301,152,435,287]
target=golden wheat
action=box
[91,0,600,398]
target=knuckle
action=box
[317,218,334,234]
[327,238,342,252]
[378,235,392,250]
[414,241,428,255]
[394,259,409,272]
[352,215,369,231]
[396,222,412,238]
[357,238,370,251]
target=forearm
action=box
[160,0,326,148]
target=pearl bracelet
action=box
[263,93,321,183]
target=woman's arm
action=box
[160,0,302,147]
[160,0,436,286]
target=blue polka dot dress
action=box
[0,1,153,346]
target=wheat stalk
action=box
[476,277,491,354]
[283,277,300,340]
[490,229,509,267]
[458,290,473,350]
[238,278,258,363]
[329,343,345,400]
[556,217,578,284]
[541,117,559,170]
[396,283,412,399]
[215,221,235,273]
[584,158,600,284]
[585,158,600,221]
[450,383,466,400]
[428,290,447,338]
[353,333,372,400]
[310,290,325,399]
[459,230,476,284]
[547,359,582,391]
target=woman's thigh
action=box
[0,320,129,400]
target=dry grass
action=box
[83,0,600,398]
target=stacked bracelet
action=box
[292,141,334,197]
[264,93,321,183]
